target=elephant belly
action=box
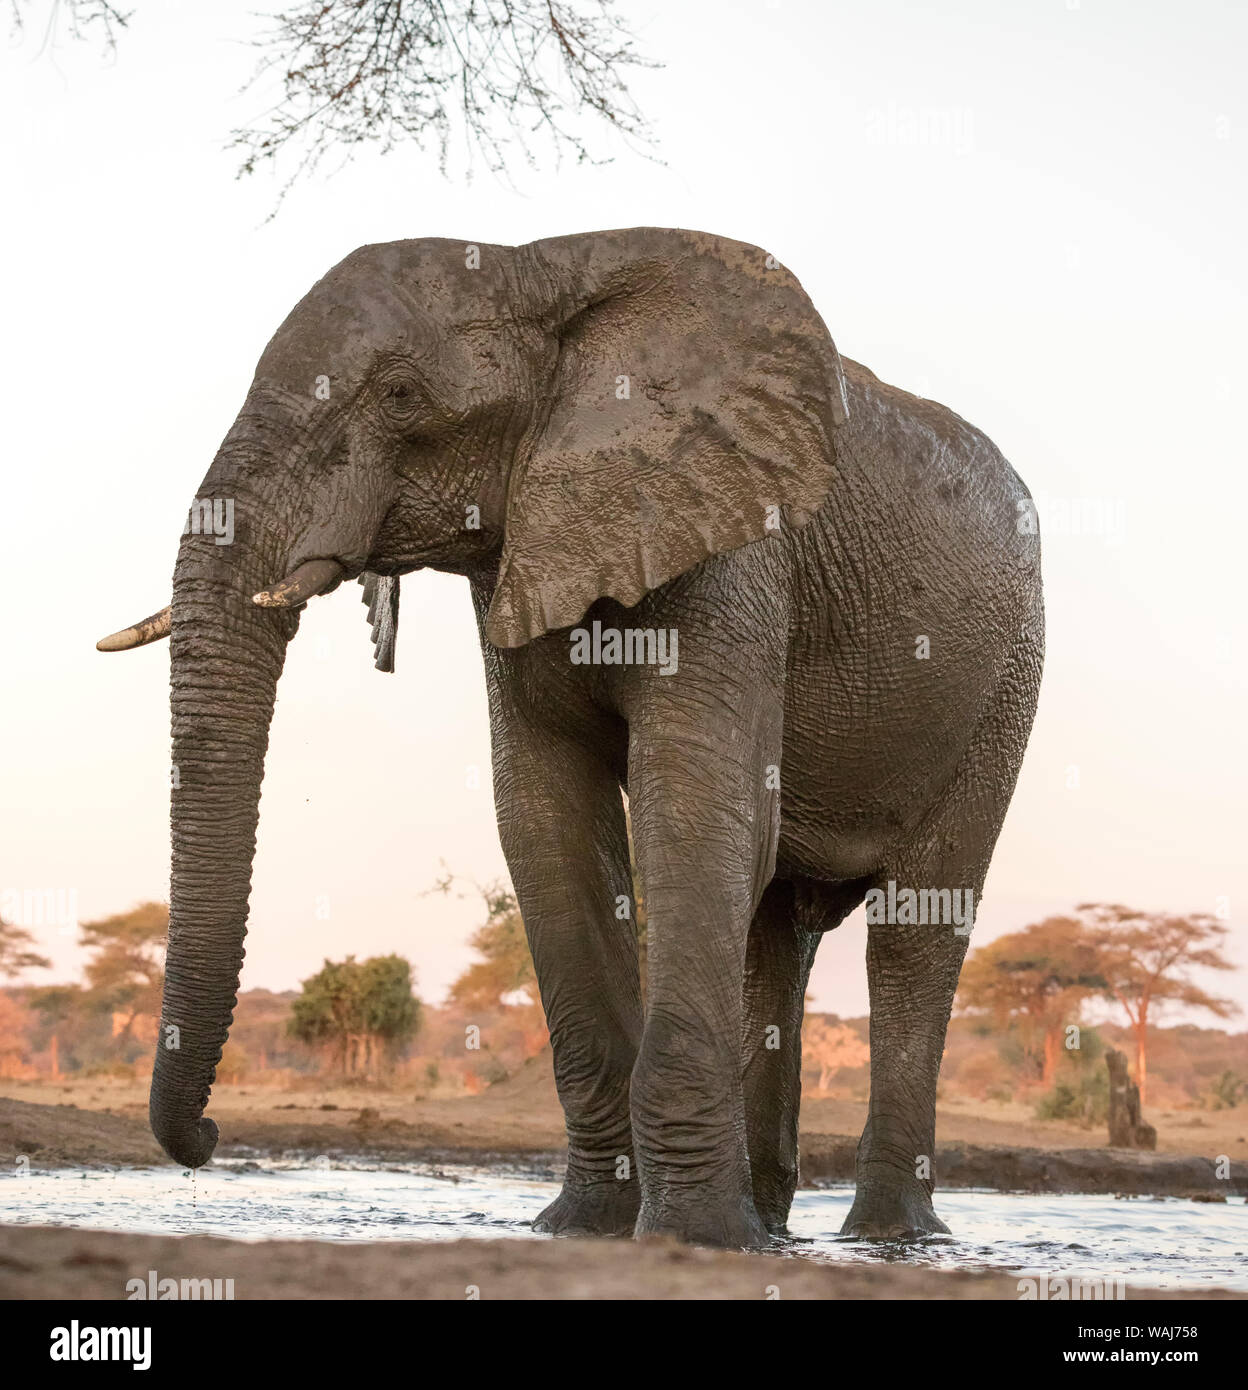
[774,624,999,884]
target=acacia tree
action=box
[441,857,645,1050]
[11,0,658,202]
[0,918,52,1075]
[26,985,90,1077]
[446,883,536,1010]
[79,900,167,1046]
[0,917,51,978]
[15,904,167,1072]
[441,880,549,1065]
[1076,903,1238,1104]
[801,1015,869,1093]
[956,917,1106,1087]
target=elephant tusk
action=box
[96,558,344,648]
[252,558,345,609]
[96,606,172,652]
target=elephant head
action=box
[97,228,850,1168]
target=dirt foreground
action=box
[1,1224,1241,1301]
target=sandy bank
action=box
[3,1093,1245,1198]
[3,1051,1245,1197]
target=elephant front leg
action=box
[628,714,782,1250]
[493,726,642,1238]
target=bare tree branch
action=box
[11,0,661,209]
[229,0,661,202]
[9,0,131,53]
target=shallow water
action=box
[2,1160,1245,1293]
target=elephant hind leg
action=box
[742,877,866,1233]
[842,643,1040,1241]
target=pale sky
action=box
[2,0,1245,1022]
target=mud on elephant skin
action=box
[99,227,1043,1248]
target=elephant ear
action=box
[358,572,399,672]
[485,228,850,648]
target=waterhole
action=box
[3,1160,1244,1293]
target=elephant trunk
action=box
[149,444,301,1168]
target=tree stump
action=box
[1106,1047,1157,1149]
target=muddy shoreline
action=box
[3,1095,1245,1198]
[799,1138,1248,1198]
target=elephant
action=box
[98,227,1043,1249]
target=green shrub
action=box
[1204,1070,1243,1111]
[1035,1066,1109,1126]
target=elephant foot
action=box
[533,1180,640,1238]
[636,1192,772,1250]
[751,1178,799,1237]
[839,1185,951,1242]
[754,1202,796,1237]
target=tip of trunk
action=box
[150,1109,219,1169]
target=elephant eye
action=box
[379,373,422,418]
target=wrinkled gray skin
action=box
[137,228,1042,1249]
